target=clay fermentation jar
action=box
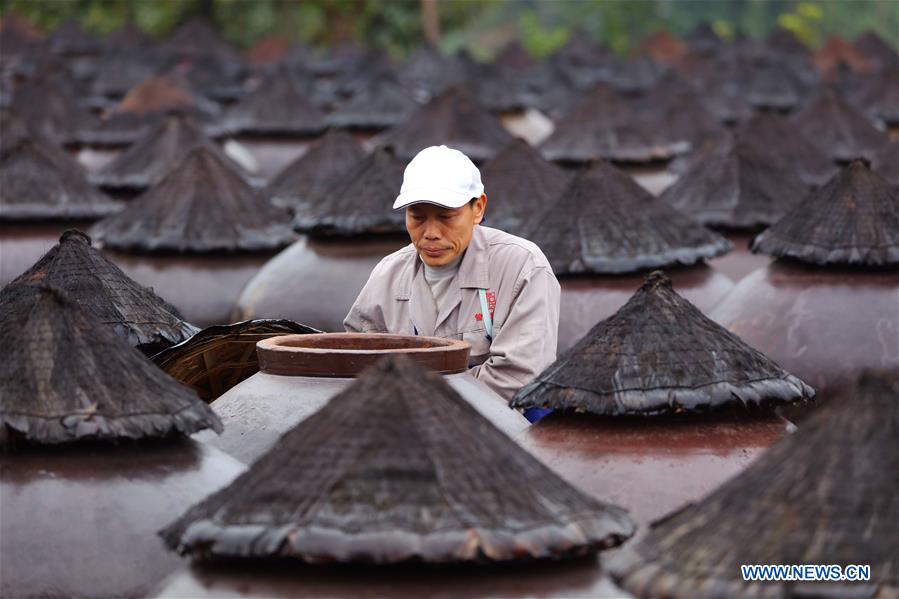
[223,135,311,182]
[711,261,899,402]
[0,439,245,599]
[557,264,734,352]
[199,333,530,464]
[514,412,789,534]
[152,555,627,598]
[106,251,280,328]
[0,221,92,286]
[233,234,409,331]
[707,231,774,282]
[619,162,679,196]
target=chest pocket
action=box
[462,328,491,367]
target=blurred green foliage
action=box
[1,0,896,57]
[517,10,569,57]
[779,2,824,46]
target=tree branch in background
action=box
[421,0,440,46]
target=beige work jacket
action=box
[344,225,560,402]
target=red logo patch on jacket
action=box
[475,291,496,322]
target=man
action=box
[344,145,560,403]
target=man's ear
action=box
[473,194,487,224]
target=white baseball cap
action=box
[393,145,485,210]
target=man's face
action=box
[406,195,487,267]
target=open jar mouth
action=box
[256,333,471,377]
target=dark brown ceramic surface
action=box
[0,439,245,599]
[515,412,788,533]
[107,251,278,327]
[557,264,734,352]
[152,556,628,598]
[711,261,899,406]
[0,221,92,287]
[233,234,409,332]
[708,231,773,282]
[231,136,311,181]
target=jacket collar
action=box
[456,225,490,290]
[394,225,490,300]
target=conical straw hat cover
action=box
[752,160,899,266]
[90,147,295,252]
[522,161,732,274]
[8,229,197,351]
[163,355,635,563]
[0,283,220,444]
[611,369,899,596]
[513,271,814,415]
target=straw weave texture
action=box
[163,355,635,563]
[790,90,888,162]
[266,128,365,212]
[523,160,731,274]
[752,161,899,266]
[8,229,197,354]
[221,66,325,136]
[660,131,810,229]
[382,86,513,163]
[326,72,417,130]
[513,271,813,415]
[292,147,406,235]
[90,147,296,253]
[735,112,836,186]
[152,319,319,402]
[0,284,221,444]
[0,135,121,221]
[480,139,572,235]
[540,84,689,163]
[611,370,898,598]
[91,113,252,190]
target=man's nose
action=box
[423,220,441,240]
